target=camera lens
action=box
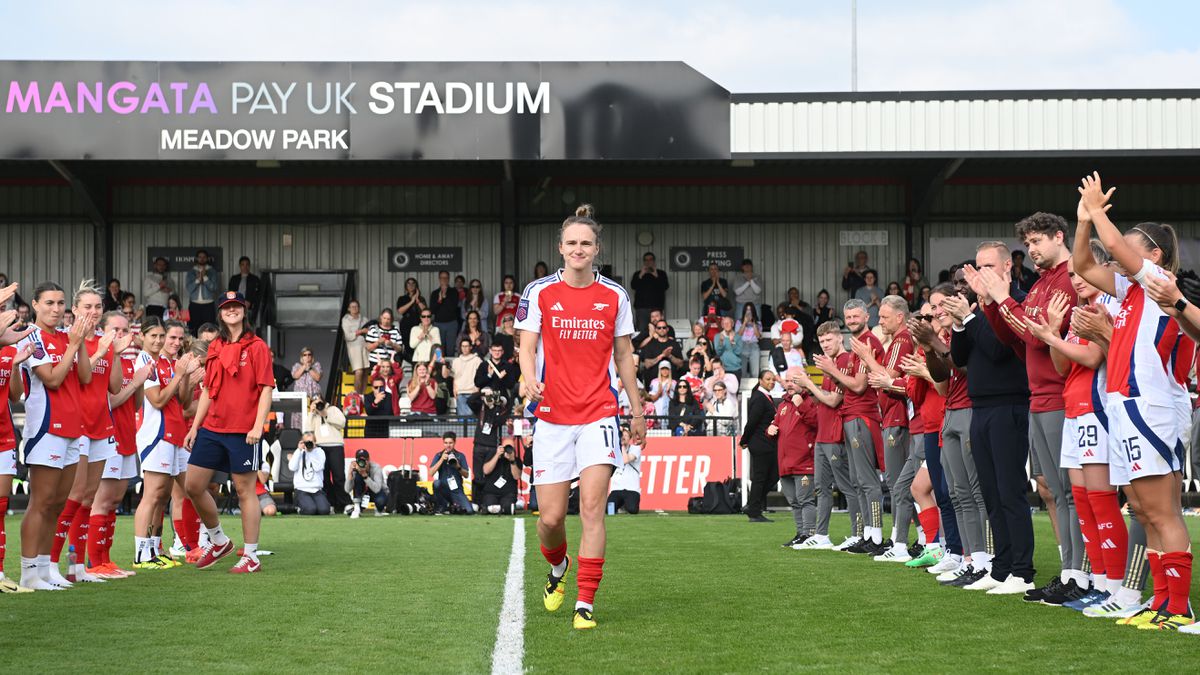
[303,441,314,449]
[315,400,326,411]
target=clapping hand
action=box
[899,354,930,380]
[814,353,837,375]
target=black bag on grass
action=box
[387,471,424,514]
[692,480,737,514]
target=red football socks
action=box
[540,541,567,567]
[1147,550,1168,610]
[1160,550,1193,616]
[1071,486,1105,577]
[68,504,91,565]
[1087,489,1127,581]
[104,513,117,565]
[182,498,202,550]
[87,513,108,568]
[576,556,605,605]
[0,496,7,573]
[917,507,939,545]
[51,498,81,562]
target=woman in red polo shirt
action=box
[183,291,275,574]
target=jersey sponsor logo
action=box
[550,301,564,311]
[592,302,609,311]
[516,298,529,321]
[549,315,606,340]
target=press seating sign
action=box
[668,246,744,272]
[0,61,729,160]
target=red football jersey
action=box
[81,335,116,440]
[514,270,634,426]
[202,334,275,434]
[814,352,852,444]
[112,354,139,456]
[943,331,972,411]
[878,329,914,429]
[20,328,83,439]
[0,346,17,451]
[841,331,883,423]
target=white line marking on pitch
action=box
[491,518,526,675]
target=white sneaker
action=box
[986,575,1035,595]
[1083,597,1147,619]
[832,536,862,552]
[794,535,833,550]
[43,565,73,588]
[964,572,1004,591]
[873,544,912,563]
[374,509,388,517]
[168,545,188,559]
[928,555,961,575]
[350,505,361,519]
[936,562,967,582]
[343,504,355,515]
[1179,621,1200,634]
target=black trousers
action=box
[607,490,641,514]
[745,451,779,518]
[471,446,495,504]
[321,444,352,510]
[969,404,1035,582]
[188,301,215,334]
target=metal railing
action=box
[344,414,742,439]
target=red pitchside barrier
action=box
[342,436,737,511]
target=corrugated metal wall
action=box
[933,182,1200,220]
[111,222,501,318]
[0,186,83,219]
[519,222,908,319]
[0,223,95,290]
[732,96,1200,154]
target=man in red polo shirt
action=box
[968,212,1084,600]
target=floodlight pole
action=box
[851,0,858,92]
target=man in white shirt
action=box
[288,432,330,515]
[142,256,174,319]
[607,427,642,514]
[733,258,763,310]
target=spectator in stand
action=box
[103,278,127,312]
[532,261,549,280]
[842,249,870,299]
[704,360,739,402]
[365,375,394,438]
[491,314,517,362]
[452,338,483,415]
[784,287,811,317]
[706,382,739,435]
[341,389,364,416]
[306,394,349,512]
[854,269,883,328]
[735,303,763,379]
[408,308,440,364]
[648,362,675,418]
[633,309,676,352]
[769,328,807,384]
[345,449,388,517]
[269,346,294,392]
[407,362,438,415]
[475,343,519,399]
[121,294,144,327]
[290,347,323,428]
[734,258,763,313]
[700,304,722,342]
[366,308,403,367]
[680,321,705,353]
[395,277,427,362]
[901,258,927,310]
[607,427,643,515]
[680,356,707,403]
[164,294,188,323]
[740,370,780,522]
[685,333,714,374]
[668,380,705,436]
[700,262,732,316]
[342,299,370,393]
[429,271,460,352]
[885,281,902,298]
[370,359,404,415]
[713,316,743,375]
[630,251,670,330]
[228,256,264,324]
[453,274,467,302]
[185,249,219,333]
[427,349,453,414]
[461,279,490,331]
[637,317,684,386]
[919,285,932,308]
[493,274,520,327]
[813,289,835,326]
[461,310,491,355]
[480,442,521,515]
[288,432,330,515]
[143,256,174,319]
[429,433,472,514]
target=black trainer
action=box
[782,534,806,548]
[1041,579,1088,606]
[907,541,924,559]
[845,539,874,554]
[949,568,987,588]
[938,566,972,586]
[1023,577,1065,603]
[871,539,895,556]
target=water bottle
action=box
[67,545,77,582]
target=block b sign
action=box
[387,247,462,272]
[839,230,889,247]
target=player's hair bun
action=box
[575,203,595,219]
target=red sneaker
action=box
[195,540,234,570]
[228,556,261,574]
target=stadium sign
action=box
[387,246,463,272]
[147,246,223,271]
[0,61,730,160]
[668,246,744,272]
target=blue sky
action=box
[2,0,1198,92]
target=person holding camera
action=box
[306,395,351,512]
[607,427,642,515]
[344,449,387,518]
[429,432,472,514]
[288,432,329,515]
[467,386,511,503]
[480,442,521,514]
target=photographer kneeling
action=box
[288,432,330,515]
[344,449,387,518]
[480,441,521,514]
[429,432,473,514]
[467,386,511,504]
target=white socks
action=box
[1108,577,1125,596]
[551,558,567,578]
[21,556,57,590]
[865,526,882,545]
[243,542,259,562]
[151,536,162,557]
[135,536,152,563]
[205,524,230,547]
[39,555,72,587]
[1114,585,1143,607]
[575,601,592,612]
[971,552,992,572]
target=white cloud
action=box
[2,0,1197,92]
